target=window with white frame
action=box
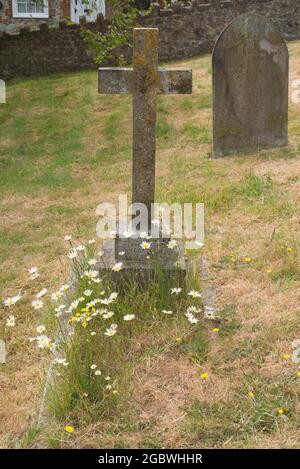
[12,0,49,18]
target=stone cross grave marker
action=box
[98,28,192,271]
[99,28,192,228]
[212,13,288,157]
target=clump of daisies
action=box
[1,232,206,416]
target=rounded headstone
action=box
[212,13,289,157]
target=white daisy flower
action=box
[123,314,135,321]
[54,358,69,367]
[162,310,173,315]
[105,384,112,390]
[28,267,38,275]
[84,269,99,280]
[118,251,125,257]
[36,324,46,334]
[97,250,104,257]
[64,235,72,241]
[90,364,97,370]
[3,294,22,307]
[95,370,101,376]
[88,258,97,266]
[105,376,111,381]
[105,324,118,337]
[36,288,48,299]
[188,290,202,298]
[122,231,133,238]
[195,241,204,248]
[140,241,151,250]
[6,315,16,327]
[167,240,177,249]
[90,331,96,336]
[51,291,62,301]
[36,334,52,349]
[171,287,182,295]
[185,312,199,324]
[88,239,95,245]
[69,299,80,311]
[112,262,123,272]
[188,316,199,324]
[60,284,70,292]
[103,311,114,319]
[67,249,77,259]
[84,289,93,297]
[204,306,217,320]
[32,299,44,310]
[92,278,101,284]
[30,272,39,280]
[76,244,85,252]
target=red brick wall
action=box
[61,0,71,18]
[5,0,12,17]
[49,0,57,18]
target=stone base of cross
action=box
[98,28,192,276]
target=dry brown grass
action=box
[0,41,300,449]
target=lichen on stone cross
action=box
[98,28,192,230]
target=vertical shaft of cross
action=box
[132,29,159,229]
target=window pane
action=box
[17,1,46,14]
[18,4,27,13]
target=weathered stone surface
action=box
[98,239,186,272]
[98,68,192,95]
[99,28,192,231]
[98,28,191,276]
[213,13,289,157]
[115,237,177,264]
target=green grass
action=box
[42,251,204,442]
[1,45,300,449]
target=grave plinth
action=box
[99,236,186,287]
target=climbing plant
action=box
[81,0,142,66]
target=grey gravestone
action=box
[98,28,192,274]
[213,13,288,157]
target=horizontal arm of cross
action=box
[98,67,192,95]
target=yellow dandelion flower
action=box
[296,371,300,378]
[283,353,290,360]
[244,257,252,263]
[277,408,285,415]
[286,247,293,252]
[82,322,87,328]
[212,328,219,333]
[65,425,74,433]
[175,337,182,343]
[266,268,273,274]
[248,391,254,399]
[200,372,209,380]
